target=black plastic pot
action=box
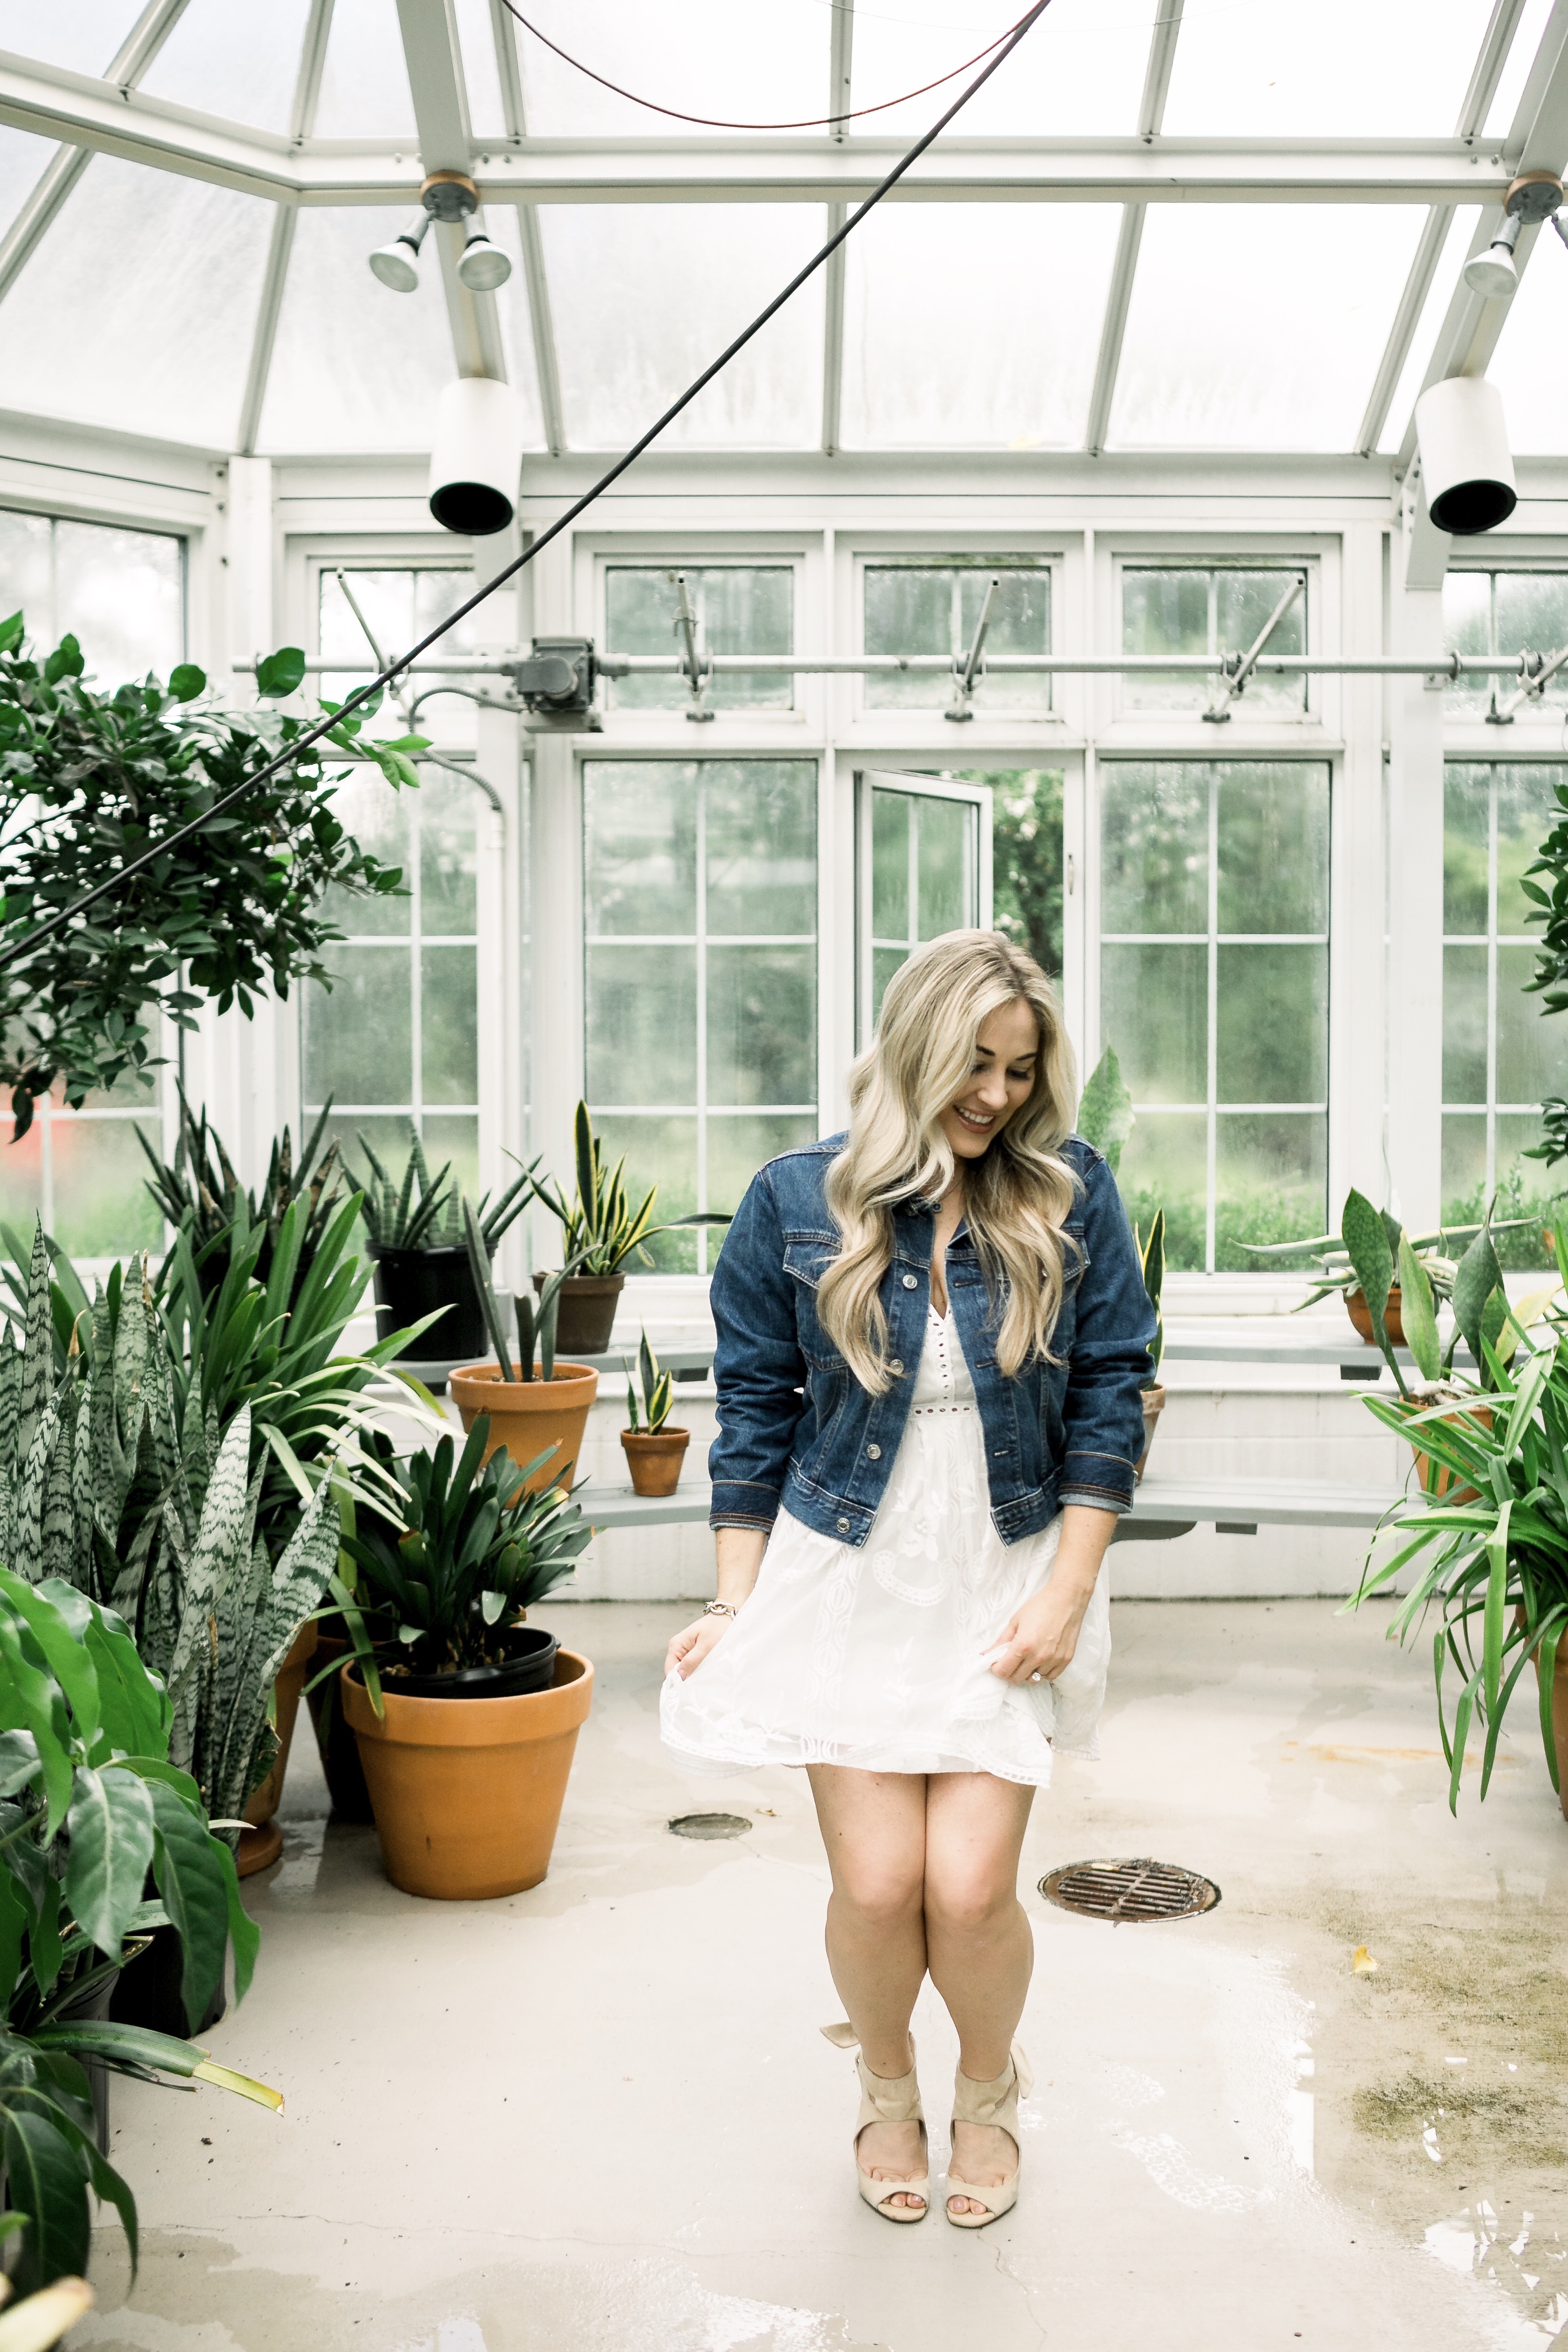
[383,1625,560,1700]
[59,1966,119,2152]
[110,1920,225,2039]
[370,1244,486,1366]
[306,1635,376,1822]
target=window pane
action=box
[871,946,905,1028]
[422,1114,479,1206]
[1442,573,1492,718]
[1443,765,1490,935]
[0,1115,44,1236]
[584,945,697,1106]
[1496,765,1562,934]
[50,1118,162,1257]
[54,521,183,683]
[916,800,972,938]
[319,769,411,938]
[419,770,479,935]
[864,564,1050,711]
[1441,1114,1487,1225]
[1215,1114,1327,1269]
[1215,571,1306,713]
[1101,764,1208,934]
[1217,945,1326,1103]
[953,768,1064,979]
[1496,946,1555,1104]
[1217,764,1328,934]
[705,762,815,935]
[1122,567,1304,713]
[709,1115,818,1215]
[1495,576,1568,711]
[589,1116,698,1272]
[1116,1112,1207,1272]
[1493,1115,1555,1270]
[584,763,696,936]
[1441,945,1488,1103]
[871,790,911,943]
[1101,945,1207,1102]
[421,946,478,1107]
[606,567,793,713]
[708,946,815,1107]
[304,946,411,1105]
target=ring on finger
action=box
[1028,1669,1043,1683]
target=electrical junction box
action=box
[508,636,601,730]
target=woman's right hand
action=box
[665,1613,731,1680]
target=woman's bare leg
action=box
[807,1765,930,2209]
[922,1772,1036,2217]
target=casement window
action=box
[862,557,1051,712]
[604,564,794,713]
[1120,562,1308,715]
[1443,571,1568,720]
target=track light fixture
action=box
[367,171,513,295]
[1462,170,1565,299]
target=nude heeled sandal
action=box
[945,2043,1032,2228]
[821,2022,931,2223]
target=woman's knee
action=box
[923,1865,1023,1939]
[830,1859,925,1931]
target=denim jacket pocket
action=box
[783,1235,841,1364]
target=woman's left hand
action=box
[987,1581,1091,1685]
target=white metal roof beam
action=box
[395,0,506,381]
[490,0,564,453]
[235,0,334,456]
[1356,0,1526,454]
[1084,0,1183,455]
[1396,0,1568,473]
[821,1,853,454]
[0,0,189,304]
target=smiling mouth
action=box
[955,1106,996,1131]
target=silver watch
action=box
[703,1599,741,1620]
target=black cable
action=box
[0,0,1051,979]
[498,0,1034,132]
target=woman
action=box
[661,930,1154,2228]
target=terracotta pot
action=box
[342,1649,594,1899]
[533,1271,626,1356]
[450,1359,599,1491]
[1134,1383,1167,1483]
[621,1426,690,1497]
[1347,1286,1407,1347]
[305,1633,376,1823]
[1396,1394,1494,1502]
[1519,1609,1568,1821]
[370,1243,486,1370]
[238,1618,319,1879]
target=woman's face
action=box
[938,997,1041,1165]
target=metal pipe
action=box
[944,574,1002,727]
[1202,572,1307,723]
[1492,641,1568,720]
[670,571,713,721]
[239,652,1552,678]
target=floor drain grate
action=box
[668,1812,753,1841]
[1039,1858,1220,1923]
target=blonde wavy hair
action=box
[818,930,1081,1393]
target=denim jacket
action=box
[707,1133,1155,1548]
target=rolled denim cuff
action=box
[709,1478,781,1533]
[1060,1450,1136,1516]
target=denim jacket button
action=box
[888,1359,904,1376]
[901,1273,917,1289]
[866,1443,881,1460]
[836,1517,851,1533]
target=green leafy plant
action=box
[623,1330,674,1433]
[136,1087,348,1303]
[0,617,424,1137]
[1135,1211,1165,1386]
[1239,1192,1537,1330]
[0,1571,279,2295]
[337,1421,593,1692]
[529,1102,729,1276]
[1075,1044,1134,1174]
[460,1196,592,1383]
[352,1125,535,1256]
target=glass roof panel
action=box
[1377,207,1480,455]
[0,126,59,235]
[259,205,544,453]
[0,153,271,447]
[314,0,418,139]
[1162,0,1496,135]
[1109,204,1429,450]
[453,0,509,139]
[509,0,824,137]
[0,2,142,77]
[542,204,823,448]
[1488,242,1568,455]
[841,202,1121,448]
[851,0,1147,138]
[1485,0,1554,137]
[138,0,312,132]
[477,205,545,434]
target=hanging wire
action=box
[0,0,1052,978]
[496,0,1037,131]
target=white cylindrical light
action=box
[428,376,525,536]
[1414,375,1517,536]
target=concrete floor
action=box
[77,1597,1568,2352]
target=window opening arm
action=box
[945,576,1001,724]
[1202,572,1307,724]
[669,572,714,722]
[1488,642,1568,723]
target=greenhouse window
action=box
[862,558,1051,712]
[604,564,794,713]
[318,565,478,747]
[1099,760,1329,1273]
[1441,762,1564,1269]
[1443,571,1568,719]
[0,506,183,682]
[583,758,817,1272]
[1119,563,1308,716]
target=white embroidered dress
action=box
[660,1306,1111,1786]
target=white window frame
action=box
[1109,551,1322,730]
[850,547,1063,728]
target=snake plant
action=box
[624,1329,674,1433]
[529,1101,729,1274]
[353,1124,535,1254]
[136,1086,348,1302]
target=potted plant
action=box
[1350,1226,1568,1816]
[354,1128,535,1385]
[448,1200,599,1490]
[621,1329,690,1497]
[1134,1211,1166,1478]
[336,1420,596,1899]
[1238,1193,1539,1341]
[137,1086,350,1303]
[526,1102,731,1354]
